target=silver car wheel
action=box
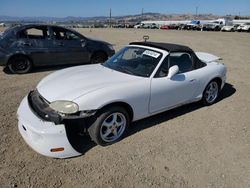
[100,112,126,142]
[205,81,219,103]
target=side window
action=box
[52,29,64,40]
[18,27,48,39]
[52,28,80,40]
[65,31,80,40]
[155,52,193,78]
[154,57,169,78]
[169,52,193,73]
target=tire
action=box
[202,80,220,105]
[88,106,130,146]
[8,56,32,74]
[91,52,107,64]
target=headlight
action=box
[107,44,114,51]
[49,101,79,114]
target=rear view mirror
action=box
[167,65,179,79]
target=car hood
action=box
[37,64,141,102]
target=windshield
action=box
[102,47,163,77]
[1,26,18,38]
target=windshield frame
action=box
[102,45,165,78]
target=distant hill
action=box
[0,13,237,23]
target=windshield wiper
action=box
[116,66,136,75]
[102,63,138,76]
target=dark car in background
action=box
[0,24,115,73]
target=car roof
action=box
[8,24,82,36]
[129,42,193,53]
[11,23,71,31]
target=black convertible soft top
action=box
[130,41,206,69]
[130,42,193,53]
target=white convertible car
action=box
[17,42,227,158]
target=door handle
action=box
[189,79,196,82]
[21,42,32,46]
[56,42,64,46]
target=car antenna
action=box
[143,35,149,42]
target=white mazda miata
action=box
[17,42,227,158]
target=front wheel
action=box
[8,56,32,74]
[202,80,220,105]
[88,106,130,146]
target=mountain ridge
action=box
[0,13,227,23]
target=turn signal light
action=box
[50,147,64,152]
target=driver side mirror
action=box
[167,65,179,79]
[81,39,86,47]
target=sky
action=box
[0,0,250,17]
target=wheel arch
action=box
[204,77,222,92]
[7,53,33,66]
[210,77,222,88]
[97,101,134,122]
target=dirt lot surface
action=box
[0,28,250,188]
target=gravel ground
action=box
[0,28,250,188]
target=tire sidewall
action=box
[88,106,130,146]
[8,56,32,74]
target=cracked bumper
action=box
[17,96,82,158]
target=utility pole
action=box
[195,6,198,18]
[109,8,112,28]
[141,8,144,22]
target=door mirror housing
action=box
[167,65,179,79]
[81,39,86,47]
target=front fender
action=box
[73,79,151,121]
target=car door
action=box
[16,26,53,66]
[50,27,89,65]
[149,52,199,113]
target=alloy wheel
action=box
[205,81,219,103]
[100,112,126,142]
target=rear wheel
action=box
[8,56,32,74]
[90,52,107,64]
[88,106,130,146]
[202,80,220,105]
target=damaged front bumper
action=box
[17,91,95,158]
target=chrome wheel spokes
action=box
[100,112,126,142]
[205,82,219,103]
